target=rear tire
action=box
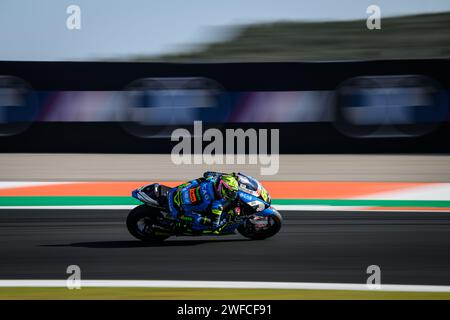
[237,213,282,240]
[126,205,170,242]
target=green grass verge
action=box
[0,288,450,300]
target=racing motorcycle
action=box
[126,172,282,242]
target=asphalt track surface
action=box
[0,209,450,285]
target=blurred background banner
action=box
[0,59,449,153]
[0,1,449,152]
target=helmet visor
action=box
[218,180,237,200]
[222,186,237,200]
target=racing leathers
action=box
[167,175,236,233]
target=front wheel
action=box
[126,205,170,242]
[237,212,282,240]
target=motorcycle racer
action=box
[167,173,239,234]
[128,171,282,241]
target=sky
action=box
[0,0,449,61]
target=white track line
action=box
[354,183,450,201]
[275,205,371,211]
[0,205,341,211]
[0,280,449,292]
[0,182,76,189]
[0,205,450,212]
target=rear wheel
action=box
[126,205,170,242]
[237,213,282,240]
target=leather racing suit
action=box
[167,175,235,233]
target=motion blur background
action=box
[0,0,450,163]
[1,0,450,299]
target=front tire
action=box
[126,205,170,242]
[237,213,282,240]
